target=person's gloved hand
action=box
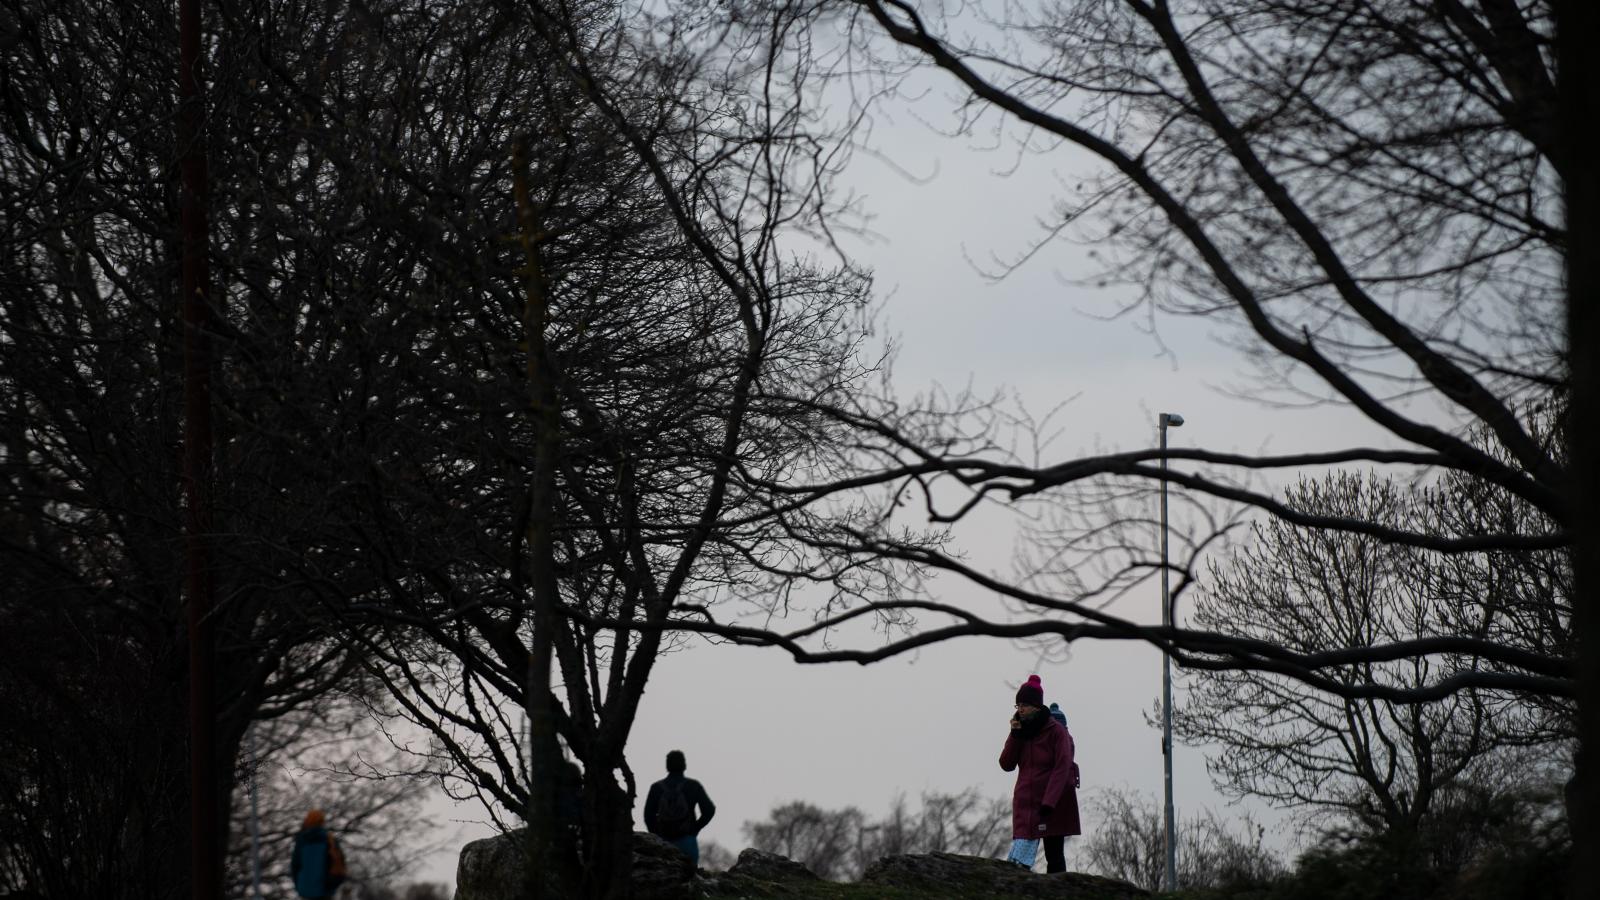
[1038,804,1053,825]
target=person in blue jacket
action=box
[291,809,346,899]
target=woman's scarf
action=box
[1017,707,1051,739]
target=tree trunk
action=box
[177,0,220,894]
[581,757,636,900]
[513,134,574,900]
[1557,1,1599,895]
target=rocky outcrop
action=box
[862,852,1150,899]
[453,829,695,900]
[456,834,1146,899]
[725,848,821,883]
[454,828,533,900]
[631,832,697,900]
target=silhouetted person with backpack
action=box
[643,750,715,867]
[291,809,347,899]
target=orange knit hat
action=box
[303,809,326,828]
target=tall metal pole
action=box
[179,0,219,896]
[1159,412,1183,892]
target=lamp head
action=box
[1160,412,1185,427]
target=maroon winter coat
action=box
[999,716,1081,838]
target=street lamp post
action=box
[1159,411,1184,892]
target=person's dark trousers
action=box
[670,835,699,867]
[1043,835,1066,873]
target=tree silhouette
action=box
[1174,470,1569,834]
[566,0,1596,873]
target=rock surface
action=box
[724,848,822,883]
[456,834,1148,899]
[632,832,697,900]
[454,828,532,900]
[862,852,1150,899]
[454,829,695,900]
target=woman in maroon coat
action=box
[1000,674,1081,873]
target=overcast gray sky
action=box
[371,46,1445,888]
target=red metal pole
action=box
[178,0,219,896]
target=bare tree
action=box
[741,789,1009,880]
[1082,786,1282,891]
[1425,414,1575,748]
[696,0,1576,687]
[1172,471,1569,834]
[1,0,862,893]
[0,1,545,894]
[538,0,1600,877]
[177,2,903,895]
[744,801,868,881]
[1082,787,1166,891]
[860,789,1011,863]
[252,0,1600,886]
[695,841,738,873]
[1399,744,1570,877]
[225,694,442,900]
[10,0,1600,891]
[570,0,1588,781]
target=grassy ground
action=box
[700,882,1097,900]
[702,883,977,899]
[692,859,1150,900]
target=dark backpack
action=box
[657,780,695,837]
